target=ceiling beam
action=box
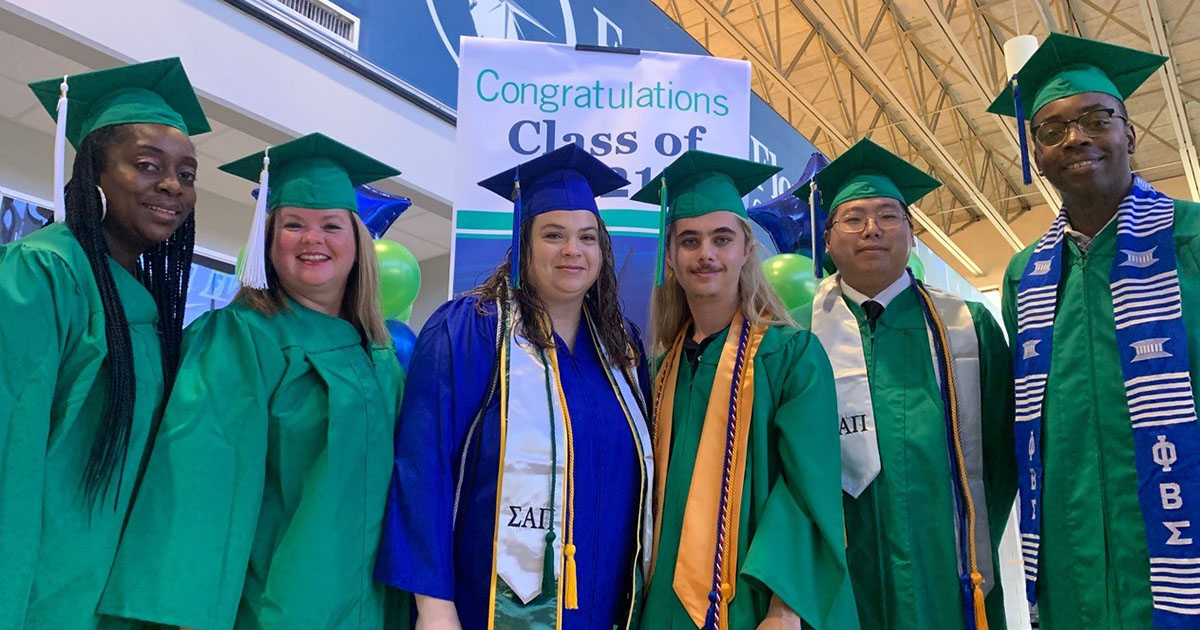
[684,0,986,275]
[1138,0,1200,200]
[906,0,1063,214]
[788,0,1026,252]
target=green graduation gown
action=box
[639,324,859,630]
[794,287,1016,629]
[1000,198,1200,630]
[97,298,405,630]
[0,223,164,630]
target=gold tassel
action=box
[564,543,579,609]
[971,572,988,630]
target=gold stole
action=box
[649,310,767,629]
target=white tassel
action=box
[53,76,68,224]
[239,150,270,289]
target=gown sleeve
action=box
[98,307,281,630]
[740,331,860,630]
[0,245,82,621]
[374,298,496,600]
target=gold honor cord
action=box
[913,282,988,630]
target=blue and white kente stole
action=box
[1014,176,1200,626]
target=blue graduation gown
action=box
[375,296,650,630]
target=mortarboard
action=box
[219,132,401,289]
[477,143,629,288]
[795,138,941,217]
[28,57,211,223]
[987,33,1166,183]
[631,150,780,285]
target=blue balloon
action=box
[386,318,417,372]
[357,185,412,239]
[746,152,830,275]
[251,185,412,240]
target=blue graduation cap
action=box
[478,143,629,287]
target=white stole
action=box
[811,273,995,593]
[495,314,653,604]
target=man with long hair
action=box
[632,150,858,630]
[794,138,1014,630]
[989,34,1200,629]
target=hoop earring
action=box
[96,186,107,222]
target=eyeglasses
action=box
[830,209,908,233]
[1031,108,1128,147]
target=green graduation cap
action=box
[795,138,941,217]
[218,132,401,289]
[28,57,211,223]
[987,33,1167,120]
[631,150,780,285]
[985,33,1165,185]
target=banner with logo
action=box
[451,37,750,328]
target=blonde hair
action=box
[234,210,390,345]
[650,215,796,354]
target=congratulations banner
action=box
[451,37,750,329]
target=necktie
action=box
[862,300,884,332]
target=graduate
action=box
[97,133,406,629]
[0,58,208,630]
[989,34,1200,629]
[374,143,655,630]
[632,150,858,630]
[792,138,1015,629]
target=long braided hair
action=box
[65,124,195,509]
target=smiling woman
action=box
[0,58,210,630]
[98,133,407,630]
[375,144,655,630]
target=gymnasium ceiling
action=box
[653,0,1200,286]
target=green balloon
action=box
[762,253,819,309]
[375,239,421,319]
[907,251,926,282]
[235,246,246,279]
[399,304,413,324]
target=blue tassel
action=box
[510,166,522,288]
[1012,75,1033,185]
[960,574,977,630]
[703,589,721,630]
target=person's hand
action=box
[756,594,804,630]
[414,594,463,630]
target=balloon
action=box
[399,304,413,324]
[386,318,417,372]
[235,246,246,278]
[746,152,830,255]
[762,253,820,309]
[908,251,926,282]
[357,185,413,239]
[375,239,421,319]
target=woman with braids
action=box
[374,144,654,630]
[99,133,406,630]
[0,58,208,630]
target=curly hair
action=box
[468,215,637,370]
[66,124,195,509]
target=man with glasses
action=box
[988,34,1200,629]
[793,138,1016,630]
